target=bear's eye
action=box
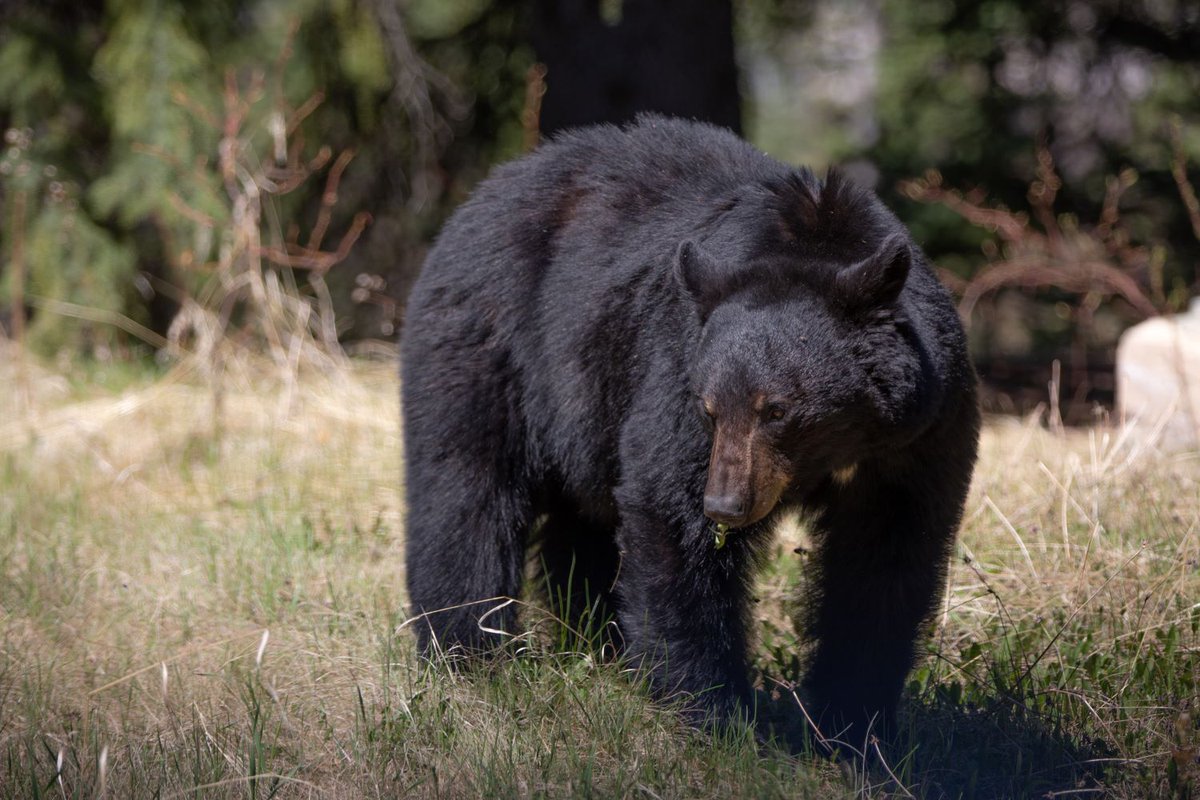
[764,404,788,422]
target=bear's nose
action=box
[703,494,747,527]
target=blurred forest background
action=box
[2,0,1199,419]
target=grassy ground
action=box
[0,343,1197,799]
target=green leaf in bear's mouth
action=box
[713,522,731,549]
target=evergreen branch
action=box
[170,84,219,130]
[166,191,216,229]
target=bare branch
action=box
[902,148,1169,324]
[307,148,357,252]
[1169,117,1200,243]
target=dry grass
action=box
[0,344,408,797]
[0,343,1197,798]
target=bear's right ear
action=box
[674,240,724,320]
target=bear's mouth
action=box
[702,477,789,529]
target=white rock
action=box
[1116,297,1200,450]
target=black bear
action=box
[400,115,980,743]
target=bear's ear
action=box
[674,240,725,320]
[833,234,912,312]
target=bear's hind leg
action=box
[534,503,622,652]
[405,465,533,656]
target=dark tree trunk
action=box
[530,0,742,136]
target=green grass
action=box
[0,345,1197,798]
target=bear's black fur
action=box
[400,115,980,743]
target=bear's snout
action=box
[704,423,790,528]
[704,425,755,528]
[703,492,748,527]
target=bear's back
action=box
[425,116,786,284]
[404,116,790,351]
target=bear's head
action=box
[675,171,931,529]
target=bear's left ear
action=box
[833,234,912,312]
[674,240,725,321]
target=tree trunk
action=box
[530,0,742,137]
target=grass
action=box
[0,341,1197,798]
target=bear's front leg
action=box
[613,503,763,727]
[800,431,975,751]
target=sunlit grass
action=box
[0,342,1196,798]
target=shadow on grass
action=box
[895,698,1118,799]
[755,691,1119,799]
